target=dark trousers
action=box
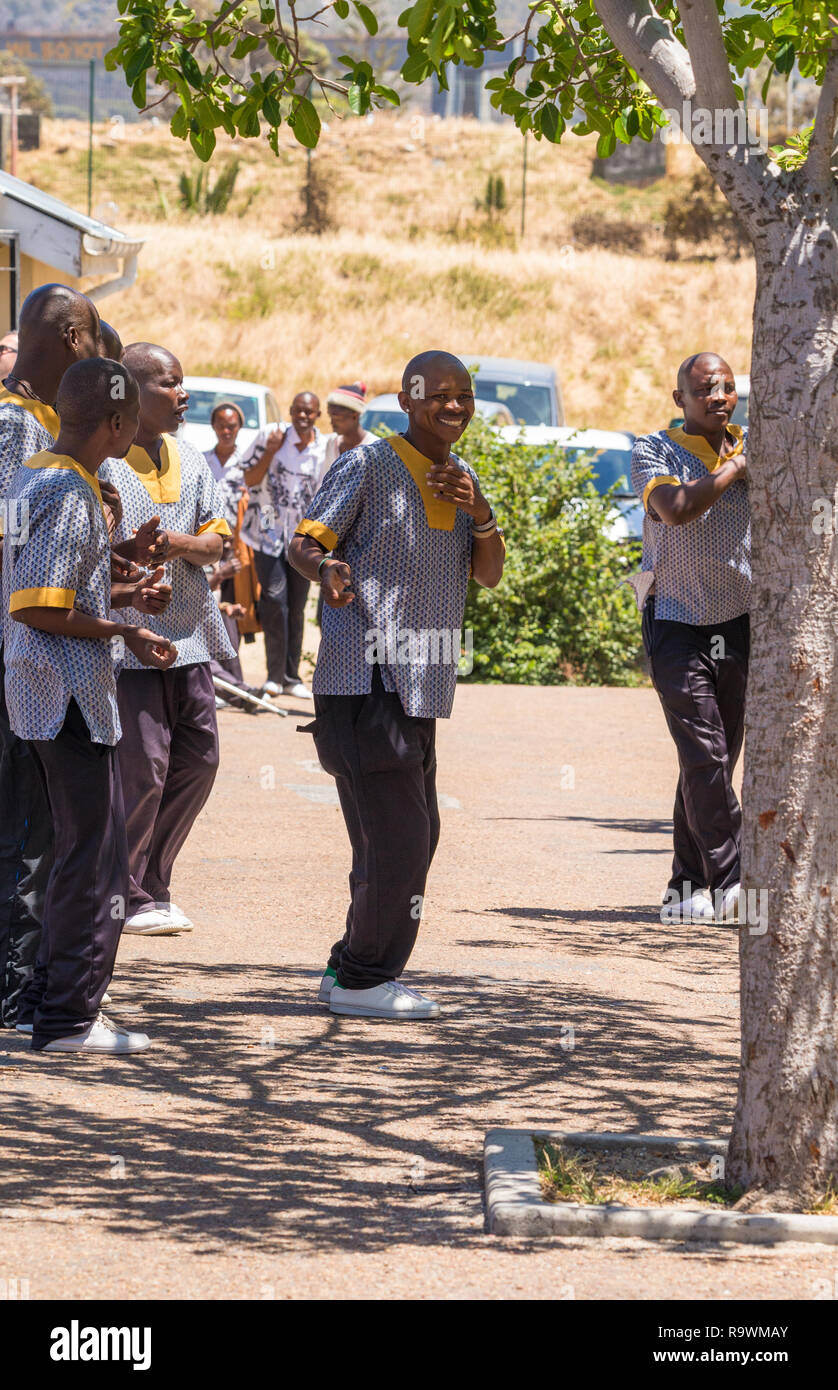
[253,548,310,687]
[117,663,219,917]
[306,667,440,989]
[643,604,749,897]
[22,699,128,1048]
[217,601,244,685]
[0,649,52,1026]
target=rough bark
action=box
[594,0,838,1204]
[728,178,838,1203]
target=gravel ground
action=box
[0,638,833,1300]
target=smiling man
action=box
[289,350,505,1020]
[631,352,749,928]
[100,343,234,937]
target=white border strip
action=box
[484,1129,838,1245]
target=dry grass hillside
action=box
[20,114,756,433]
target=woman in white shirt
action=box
[204,401,244,481]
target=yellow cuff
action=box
[295,517,339,552]
[196,518,232,537]
[10,586,76,612]
[642,475,680,514]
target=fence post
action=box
[87,58,95,216]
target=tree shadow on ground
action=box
[0,960,737,1259]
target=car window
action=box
[186,390,261,429]
[560,446,634,494]
[471,380,553,426]
[361,408,408,435]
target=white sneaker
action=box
[283,681,312,699]
[660,889,715,924]
[716,883,744,926]
[318,969,338,1003]
[123,907,186,936]
[329,979,440,1019]
[155,901,193,930]
[261,681,282,697]
[40,1013,151,1054]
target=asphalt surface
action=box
[0,648,832,1299]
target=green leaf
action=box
[354,2,379,35]
[407,0,435,46]
[291,95,321,147]
[334,0,350,15]
[131,71,147,108]
[625,106,639,137]
[401,52,432,83]
[171,104,190,139]
[125,37,153,86]
[177,45,204,90]
[347,83,366,114]
[596,129,616,158]
[372,83,400,106]
[539,102,559,142]
[190,126,216,161]
[262,93,282,126]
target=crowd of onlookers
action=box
[202,381,376,708]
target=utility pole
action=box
[88,59,96,216]
[520,132,527,239]
[0,76,25,178]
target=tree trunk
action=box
[727,182,838,1206]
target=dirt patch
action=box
[535,1138,739,1210]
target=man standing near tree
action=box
[238,391,327,700]
[289,351,505,1020]
[631,352,749,927]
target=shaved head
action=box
[18,283,99,343]
[122,342,181,384]
[677,352,732,393]
[99,321,123,362]
[55,357,139,433]
[402,350,470,395]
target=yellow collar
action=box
[125,433,182,504]
[665,423,744,473]
[22,448,105,514]
[0,388,59,439]
[386,434,456,532]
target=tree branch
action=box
[594,0,695,112]
[676,0,739,113]
[807,31,838,189]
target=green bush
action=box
[460,418,643,685]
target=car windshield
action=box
[362,408,408,434]
[561,446,633,494]
[185,389,261,429]
[472,380,553,426]
[731,395,749,426]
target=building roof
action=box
[0,168,133,253]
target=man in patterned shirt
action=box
[289,351,505,1019]
[4,358,176,1053]
[100,343,234,937]
[0,284,102,1028]
[631,353,749,927]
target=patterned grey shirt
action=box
[296,434,479,719]
[631,426,750,625]
[101,434,235,670]
[3,451,119,744]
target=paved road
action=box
[0,670,831,1299]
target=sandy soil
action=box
[0,641,833,1300]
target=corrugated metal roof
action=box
[0,168,129,244]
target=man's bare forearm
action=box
[288,532,327,582]
[651,459,743,526]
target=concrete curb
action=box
[484,1129,838,1245]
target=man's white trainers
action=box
[716,883,744,926]
[318,968,338,1003]
[329,979,440,1019]
[261,681,282,697]
[283,681,312,699]
[660,889,715,924]
[40,1013,151,1054]
[124,907,185,935]
[155,901,194,930]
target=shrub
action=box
[179,159,240,214]
[460,417,643,686]
[663,168,748,258]
[570,212,648,254]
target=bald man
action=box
[238,391,327,699]
[100,344,234,936]
[631,353,749,927]
[289,351,505,1019]
[0,283,101,1027]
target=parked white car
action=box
[178,376,283,456]
[496,425,642,542]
